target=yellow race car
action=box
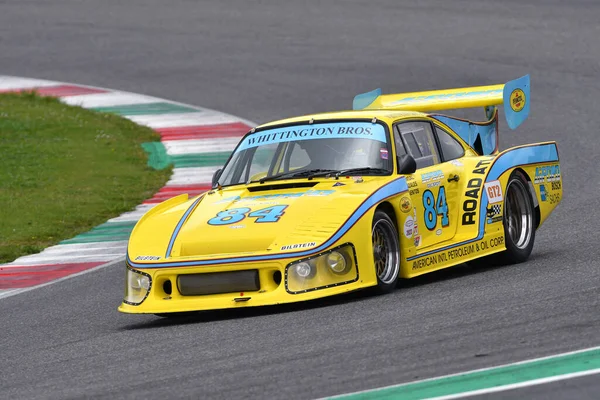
[119,75,561,316]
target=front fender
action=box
[127,194,195,263]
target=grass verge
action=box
[0,92,171,263]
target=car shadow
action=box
[400,248,562,289]
[121,289,373,330]
[121,249,561,330]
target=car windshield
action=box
[217,121,392,186]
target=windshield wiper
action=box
[308,167,390,179]
[256,169,337,184]
[256,167,389,184]
[333,167,390,178]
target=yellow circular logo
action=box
[510,89,526,112]
[400,196,412,213]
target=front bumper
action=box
[118,243,374,314]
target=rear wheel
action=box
[495,171,535,264]
[372,211,400,293]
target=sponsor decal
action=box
[427,180,441,188]
[281,242,316,251]
[551,181,561,191]
[135,255,161,261]
[414,235,421,247]
[461,157,493,225]
[403,216,414,238]
[510,88,526,112]
[484,180,503,204]
[449,159,463,167]
[236,122,387,151]
[400,196,412,213]
[486,204,502,224]
[436,228,442,236]
[540,184,547,202]
[380,148,389,160]
[216,190,335,204]
[333,182,345,187]
[421,170,444,183]
[534,165,560,184]
[230,225,245,229]
[412,208,419,235]
[407,178,419,195]
[540,185,561,204]
[412,236,505,270]
[353,176,364,183]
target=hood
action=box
[166,178,383,259]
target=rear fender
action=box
[517,164,562,228]
[488,142,561,229]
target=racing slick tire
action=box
[495,171,536,264]
[372,210,401,293]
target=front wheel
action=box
[496,171,536,264]
[372,211,400,293]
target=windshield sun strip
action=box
[218,119,394,186]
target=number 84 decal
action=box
[208,205,288,225]
[422,186,449,230]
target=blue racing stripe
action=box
[487,143,558,182]
[129,177,409,269]
[164,195,204,258]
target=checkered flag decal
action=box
[490,204,501,216]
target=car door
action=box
[394,120,465,250]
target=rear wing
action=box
[353,75,530,130]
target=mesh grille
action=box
[177,270,260,296]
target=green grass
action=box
[0,92,171,263]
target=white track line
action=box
[327,345,600,400]
[0,289,25,300]
[425,369,600,400]
[0,258,125,300]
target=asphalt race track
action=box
[1,1,599,398]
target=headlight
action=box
[293,262,314,278]
[124,266,152,305]
[285,244,357,294]
[326,251,348,274]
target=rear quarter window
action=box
[435,126,464,161]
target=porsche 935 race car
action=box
[119,75,561,315]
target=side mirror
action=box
[397,154,417,175]
[212,168,223,188]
